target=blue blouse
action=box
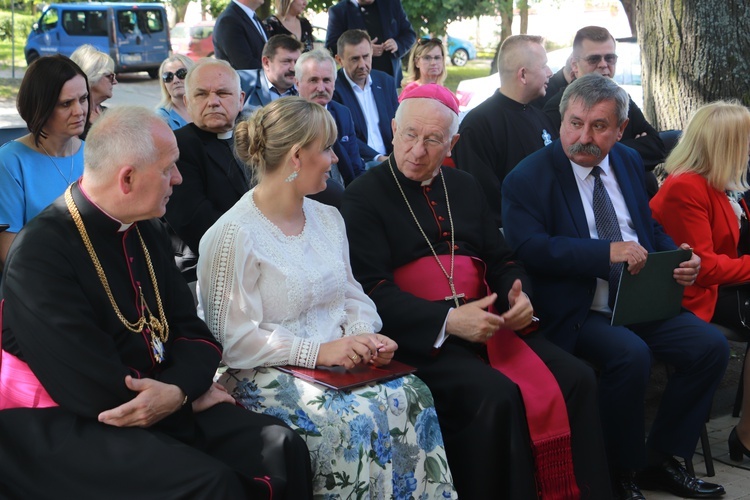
[156,107,190,130]
[0,140,85,233]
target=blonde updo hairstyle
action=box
[235,96,338,184]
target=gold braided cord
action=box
[388,157,462,308]
[64,186,169,346]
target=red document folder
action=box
[275,360,417,391]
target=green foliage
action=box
[206,0,230,19]
[306,0,494,37]
[0,11,34,68]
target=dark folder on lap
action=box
[611,248,692,326]
[275,360,417,391]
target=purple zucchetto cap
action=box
[398,83,460,115]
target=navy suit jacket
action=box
[325,0,415,83]
[237,68,274,118]
[501,140,676,351]
[333,68,398,161]
[213,2,265,70]
[328,100,366,185]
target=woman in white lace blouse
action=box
[197,97,455,499]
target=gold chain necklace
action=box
[39,142,75,184]
[64,186,170,363]
[388,157,464,307]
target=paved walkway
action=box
[647,413,750,499]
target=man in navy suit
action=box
[295,48,365,187]
[325,0,415,85]
[238,35,302,118]
[502,74,727,500]
[333,29,398,167]
[165,59,248,282]
[213,0,268,70]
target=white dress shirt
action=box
[570,155,640,314]
[342,70,387,156]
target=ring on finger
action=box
[349,354,359,362]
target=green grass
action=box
[0,11,35,70]
[0,77,20,99]
[444,61,492,93]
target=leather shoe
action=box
[613,471,645,500]
[637,457,725,498]
[728,426,750,461]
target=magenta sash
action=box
[0,299,58,410]
[394,255,580,499]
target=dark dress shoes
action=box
[728,426,750,461]
[613,471,645,500]
[637,457,725,498]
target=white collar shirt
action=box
[342,70,386,156]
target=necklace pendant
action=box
[152,336,165,363]
[444,292,466,302]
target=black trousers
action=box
[0,402,312,500]
[402,335,612,500]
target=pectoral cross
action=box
[445,277,465,307]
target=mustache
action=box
[310,91,331,99]
[567,142,602,157]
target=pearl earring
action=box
[285,170,298,182]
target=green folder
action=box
[611,248,692,326]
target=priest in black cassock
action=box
[453,35,559,228]
[341,84,612,499]
[0,106,312,499]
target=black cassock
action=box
[0,182,311,499]
[453,90,559,227]
[342,162,612,499]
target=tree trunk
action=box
[636,0,750,131]
[519,0,528,35]
[498,0,513,42]
[619,0,636,38]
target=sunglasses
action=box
[582,53,618,66]
[162,68,188,83]
[103,73,116,83]
[417,37,442,46]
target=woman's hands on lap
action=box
[317,333,398,369]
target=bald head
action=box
[497,35,552,104]
[84,106,163,183]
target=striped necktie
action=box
[591,166,624,308]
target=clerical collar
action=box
[77,180,134,232]
[570,155,612,182]
[217,130,233,140]
[390,157,440,187]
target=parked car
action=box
[25,2,169,78]
[447,35,477,67]
[455,40,643,115]
[171,20,215,61]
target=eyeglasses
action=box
[582,53,618,66]
[420,55,443,63]
[398,130,446,150]
[162,68,188,83]
[103,73,117,83]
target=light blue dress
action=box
[0,140,85,232]
[156,106,189,130]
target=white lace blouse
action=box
[197,189,382,369]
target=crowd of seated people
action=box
[1,19,748,497]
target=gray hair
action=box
[295,48,336,81]
[184,58,241,99]
[559,73,629,125]
[156,54,195,110]
[70,44,114,85]
[84,106,161,181]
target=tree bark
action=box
[619,0,636,38]
[519,0,528,35]
[636,0,750,131]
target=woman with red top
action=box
[650,100,750,462]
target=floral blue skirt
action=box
[220,367,456,499]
